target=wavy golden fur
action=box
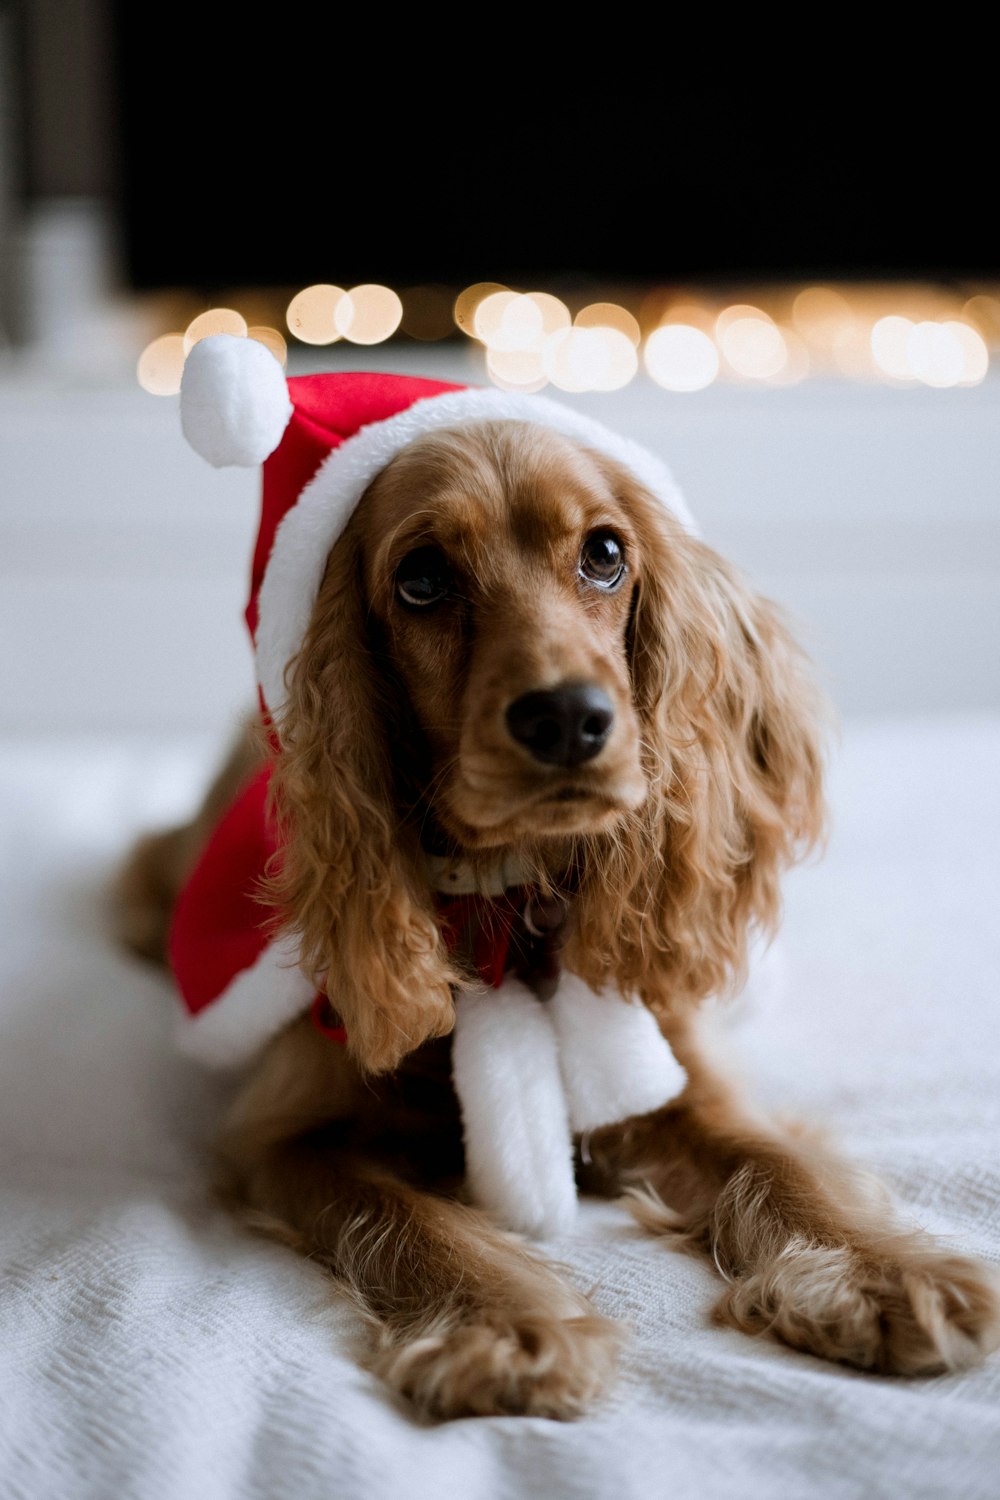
[120,419,999,1419]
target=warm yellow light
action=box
[248,326,288,367]
[285,285,345,345]
[481,293,544,351]
[961,295,1000,344]
[830,322,875,380]
[454,282,508,338]
[719,316,787,379]
[575,303,641,346]
[767,327,810,385]
[137,333,187,396]
[183,307,247,354]
[870,316,915,380]
[715,303,770,337]
[644,325,719,392]
[658,302,715,333]
[525,292,571,337]
[907,321,966,388]
[486,347,548,392]
[949,321,989,385]
[791,286,853,349]
[543,326,637,392]
[335,284,403,344]
[472,291,517,344]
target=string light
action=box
[136,283,994,397]
[286,285,345,345]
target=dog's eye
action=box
[395,546,451,608]
[579,531,625,590]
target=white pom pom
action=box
[180,333,293,468]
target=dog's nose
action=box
[505,683,614,767]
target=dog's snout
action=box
[505,683,614,767]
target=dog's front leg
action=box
[586,1025,1000,1375]
[217,1022,619,1420]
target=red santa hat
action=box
[180,334,696,725]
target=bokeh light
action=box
[248,326,288,366]
[543,326,637,392]
[286,285,345,345]
[907,321,967,388]
[137,334,187,396]
[791,287,854,350]
[575,303,641,346]
[871,316,916,380]
[718,314,788,379]
[183,307,247,354]
[526,292,571,338]
[477,292,543,351]
[486,347,548,392]
[961,295,1000,345]
[949,321,989,385]
[454,282,508,338]
[644,325,719,392]
[335,284,403,344]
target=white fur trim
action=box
[175,933,313,1070]
[256,386,696,720]
[549,975,687,1133]
[181,334,293,469]
[452,980,578,1239]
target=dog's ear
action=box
[267,519,457,1075]
[568,462,829,1018]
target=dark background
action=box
[15,2,996,293]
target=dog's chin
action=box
[438,774,646,851]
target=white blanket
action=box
[1,719,998,1500]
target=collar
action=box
[423,850,538,898]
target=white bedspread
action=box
[2,718,999,1500]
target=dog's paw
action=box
[715,1238,1000,1375]
[374,1311,621,1420]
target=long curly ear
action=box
[266,521,457,1075]
[567,466,830,1019]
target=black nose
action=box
[505,682,615,767]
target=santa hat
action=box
[180,334,696,724]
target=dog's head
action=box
[272,420,827,1073]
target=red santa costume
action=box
[169,334,693,1236]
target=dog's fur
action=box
[119,420,1000,1418]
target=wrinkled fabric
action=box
[1,719,999,1500]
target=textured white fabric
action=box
[2,719,1000,1500]
[180,335,293,469]
[255,385,697,720]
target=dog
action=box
[119,354,1000,1420]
